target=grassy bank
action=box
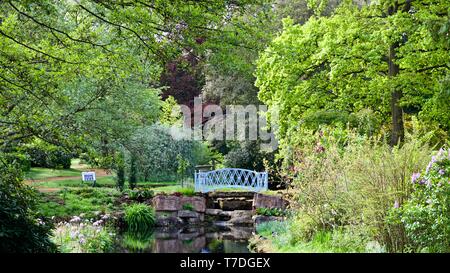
[250,221,385,253]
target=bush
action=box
[223,141,265,171]
[0,161,57,253]
[256,207,286,217]
[396,148,450,252]
[124,204,155,233]
[126,188,154,202]
[116,166,125,191]
[129,156,138,189]
[125,125,205,183]
[288,129,432,252]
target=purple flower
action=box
[438,169,445,175]
[393,200,399,209]
[426,158,436,174]
[418,179,427,185]
[411,173,421,184]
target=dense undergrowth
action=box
[252,129,448,253]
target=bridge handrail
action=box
[194,168,268,193]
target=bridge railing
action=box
[194,168,268,193]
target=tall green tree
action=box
[256,0,450,149]
[0,0,268,252]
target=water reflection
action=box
[113,224,253,253]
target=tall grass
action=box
[124,204,155,233]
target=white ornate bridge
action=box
[194,168,268,193]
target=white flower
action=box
[70,216,81,223]
[70,231,79,239]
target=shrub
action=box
[116,166,125,191]
[396,148,450,252]
[256,207,286,217]
[288,129,432,252]
[124,204,155,233]
[223,141,267,171]
[126,188,154,202]
[0,161,57,253]
[124,125,205,183]
[128,156,138,189]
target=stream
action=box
[112,223,253,253]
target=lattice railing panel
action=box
[194,168,268,193]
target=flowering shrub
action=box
[52,214,114,253]
[399,148,450,252]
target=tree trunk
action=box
[387,1,413,146]
[388,42,404,146]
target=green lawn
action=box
[25,167,82,180]
[151,185,187,194]
[31,176,178,190]
[30,176,116,188]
